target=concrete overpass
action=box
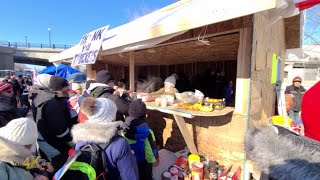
[0,46,65,71]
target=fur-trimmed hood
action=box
[245,125,320,180]
[0,137,35,165]
[71,122,120,144]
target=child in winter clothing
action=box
[72,97,139,180]
[123,99,158,180]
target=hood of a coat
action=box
[245,125,320,180]
[33,90,56,107]
[0,137,34,165]
[72,122,120,144]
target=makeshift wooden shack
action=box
[49,0,303,177]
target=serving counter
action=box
[145,101,234,154]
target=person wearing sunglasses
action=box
[285,76,306,125]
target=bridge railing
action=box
[0,40,73,49]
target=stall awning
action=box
[48,44,79,62]
[49,0,276,63]
[101,0,276,54]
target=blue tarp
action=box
[40,64,80,79]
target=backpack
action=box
[53,143,111,180]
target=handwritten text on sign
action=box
[72,25,109,66]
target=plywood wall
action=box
[147,111,247,171]
[250,12,286,126]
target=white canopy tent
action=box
[49,0,276,63]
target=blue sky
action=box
[0,0,176,46]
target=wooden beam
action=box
[129,51,135,91]
[235,27,252,114]
[173,114,198,154]
[86,64,96,80]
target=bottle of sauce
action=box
[191,162,204,180]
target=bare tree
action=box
[303,5,320,79]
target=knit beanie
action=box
[49,76,69,91]
[95,70,114,84]
[292,76,302,83]
[164,75,176,87]
[0,82,13,93]
[81,97,117,124]
[301,81,320,142]
[0,118,38,146]
[128,99,147,118]
[36,74,52,89]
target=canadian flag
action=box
[295,0,320,11]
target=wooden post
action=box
[235,27,252,114]
[129,51,135,91]
[86,64,96,80]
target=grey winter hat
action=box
[81,97,117,124]
[49,76,69,91]
[164,75,176,87]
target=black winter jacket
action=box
[33,90,73,154]
[285,85,306,112]
[0,94,28,127]
[90,86,130,121]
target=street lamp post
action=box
[25,35,28,47]
[48,28,51,48]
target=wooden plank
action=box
[86,64,96,80]
[129,51,135,91]
[173,114,198,154]
[235,27,252,114]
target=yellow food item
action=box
[199,105,213,112]
[206,98,223,103]
[178,103,192,108]
[187,103,202,111]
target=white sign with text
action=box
[72,25,109,66]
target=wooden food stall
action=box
[49,0,303,178]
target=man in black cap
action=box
[87,70,130,121]
[33,76,73,169]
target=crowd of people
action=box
[0,70,163,179]
[1,69,320,179]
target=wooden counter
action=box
[145,101,235,154]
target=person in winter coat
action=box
[72,97,139,180]
[245,125,320,180]
[29,74,52,122]
[301,80,320,142]
[0,118,53,180]
[87,70,131,121]
[0,82,28,127]
[148,75,178,96]
[35,76,73,169]
[123,100,158,180]
[77,80,96,123]
[284,76,306,124]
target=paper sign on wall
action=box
[271,53,278,84]
[71,25,109,66]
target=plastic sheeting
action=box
[40,64,80,79]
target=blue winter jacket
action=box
[72,122,139,180]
